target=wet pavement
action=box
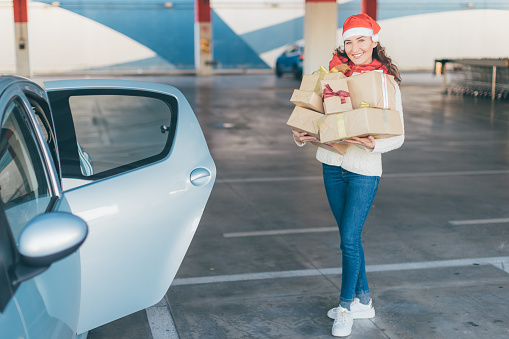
[48,72,509,339]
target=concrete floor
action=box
[82,72,509,338]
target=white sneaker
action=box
[327,298,375,320]
[331,306,353,337]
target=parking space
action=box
[70,72,509,339]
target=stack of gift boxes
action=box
[287,68,403,155]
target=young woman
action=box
[291,13,405,337]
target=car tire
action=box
[293,64,302,80]
[275,64,283,78]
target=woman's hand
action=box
[343,135,376,150]
[292,129,319,144]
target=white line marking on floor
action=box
[383,170,509,178]
[449,218,509,225]
[490,259,509,274]
[407,140,507,146]
[225,217,509,238]
[171,256,509,286]
[216,176,322,184]
[215,169,509,184]
[224,227,337,238]
[146,297,179,339]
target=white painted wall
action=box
[1,0,508,74]
[218,4,509,71]
[0,1,156,73]
[376,10,509,71]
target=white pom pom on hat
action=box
[342,13,381,42]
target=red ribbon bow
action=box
[323,84,350,104]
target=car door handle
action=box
[190,167,212,186]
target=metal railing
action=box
[434,58,509,101]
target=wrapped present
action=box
[346,71,396,110]
[330,64,351,75]
[286,106,324,138]
[315,107,403,143]
[312,141,349,155]
[300,66,347,96]
[320,78,353,114]
[290,89,323,113]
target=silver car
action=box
[0,76,216,338]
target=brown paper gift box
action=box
[315,107,403,143]
[312,142,348,155]
[320,78,353,114]
[300,72,346,95]
[290,89,323,113]
[286,106,324,138]
[346,71,396,110]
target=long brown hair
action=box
[334,43,401,84]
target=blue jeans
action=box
[322,164,380,304]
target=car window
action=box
[68,94,174,177]
[0,99,52,241]
[284,45,299,56]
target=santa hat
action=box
[342,13,381,42]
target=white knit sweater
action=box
[296,82,405,177]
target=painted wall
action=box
[0,0,508,74]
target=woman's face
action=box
[344,36,378,65]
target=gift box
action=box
[315,107,403,143]
[286,106,324,138]
[300,69,347,96]
[290,89,323,113]
[320,78,353,114]
[312,141,349,155]
[346,71,396,110]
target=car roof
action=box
[0,75,34,96]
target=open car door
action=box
[44,79,215,333]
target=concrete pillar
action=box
[361,0,378,20]
[195,0,213,76]
[303,0,337,75]
[13,0,31,77]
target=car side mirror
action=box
[19,212,88,267]
[11,212,88,286]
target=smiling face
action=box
[344,36,378,65]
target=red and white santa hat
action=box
[342,13,381,42]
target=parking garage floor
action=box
[42,72,509,339]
